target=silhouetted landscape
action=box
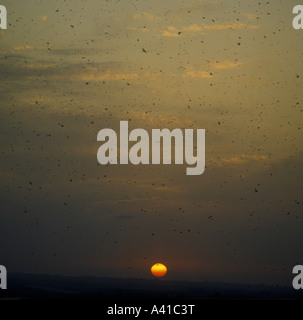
[2,273,303,300]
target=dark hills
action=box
[1,273,303,300]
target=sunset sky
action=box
[1,0,303,285]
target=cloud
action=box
[126,26,149,33]
[124,110,194,128]
[241,13,258,21]
[162,22,259,37]
[12,45,62,51]
[79,72,139,82]
[12,45,43,51]
[213,154,268,166]
[183,70,214,79]
[212,60,243,70]
[0,55,141,84]
[126,26,137,31]
[20,95,55,106]
[127,12,157,33]
[26,72,140,83]
[154,185,182,193]
[162,30,179,37]
[132,12,157,21]
[162,26,180,37]
[183,24,204,32]
[203,22,258,31]
[22,62,56,69]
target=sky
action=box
[1,0,303,285]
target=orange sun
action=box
[151,263,167,277]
